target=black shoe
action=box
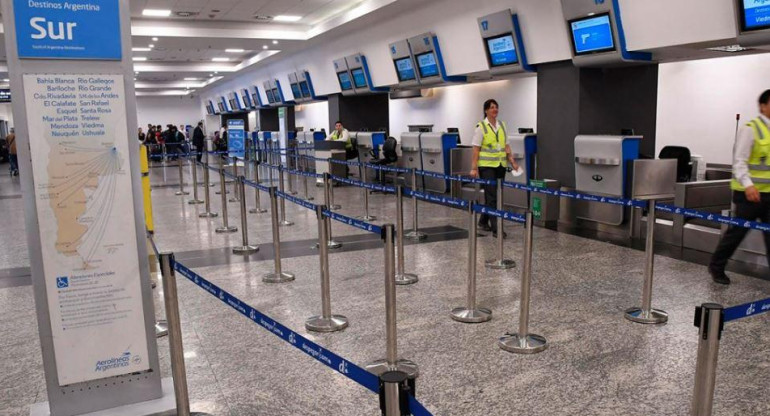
[492,231,508,239]
[709,267,731,285]
[478,223,492,232]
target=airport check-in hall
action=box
[4,0,770,415]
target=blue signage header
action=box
[14,0,122,60]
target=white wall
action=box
[136,96,203,131]
[656,53,770,164]
[295,101,330,131]
[389,77,537,143]
[0,103,14,128]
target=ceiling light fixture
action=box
[184,77,199,81]
[152,37,158,41]
[142,9,171,17]
[133,57,148,61]
[272,40,278,45]
[148,44,155,48]
[225,49,245,53]
[2,79,9,82]
[132,47,151,52]
[212,57,229,62]
[707,44,751,53]
[273,15,301,22]
[262,45,268,49]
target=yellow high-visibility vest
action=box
[732,117,770,193]
[330,129,352,150]
[477,120,507,168]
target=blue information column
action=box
[228,119,245,159]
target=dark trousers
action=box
[194,145,204,163]
[710,191,770,272]
[8,154,18,173]
[478,165,507,229]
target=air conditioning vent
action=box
[254,15,273,21]
[706,44,752,53]
[175,11,198,17]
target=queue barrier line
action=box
[404,188,469,210]
[472,204,527,224]
[329,174,397,194]
[243,178,270,193]
[323,209,383,235]
[276,190,318,212]
[363,163,411,174]
[722,296,770,323]
[655,202,770,233]
[415,169,495,186]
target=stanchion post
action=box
[395,185,418,285]
[359,166,376,221]
[198,154,218,218]
[690,303,724,416]
[327,158,342,210]
[232,177,259,254]
[229,158,241,203]
[405,169,427,241]
[158,252,191,416]
[188,159,204,205]
[175,155,189,196]
[499,210,548,354]
[366,225,419,380]
[288,149,298,195]
[451,203,492,323]
[486,179,515,269]
[305,205,349,332]
[624,199,668,324]
[303,155,314,201]
[249,161,267,214]
[278,167,294,226]
[378,371,413,416]
[263,186,295,283]
[215,168,237,233]
[320,172,342,249]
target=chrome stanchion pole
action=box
[175,155,189,196]
[320,172,342,249]
[625,199,668,324]
[198,156,218,218]
[214,154,228,195]
[267,148,275,186]
[249,161,267,214]
[215,168,237,233]
[486,179,515,269]
[158,253,191,416]
[303,156,314,201]
[499,211,548,353]
[263,186,295,283]
[359,166,376,221]
[405,168,427,241]
[306,205,349,332]
[451,203,492,323]
[278,167,294,226]
[379,371,412,416]
[233,177,258,254]
[690,303,724,416]
[395,185,418,285]
[366,224,419,380]
[288,149,298,195]
[188,159,204,205]
[229,157,241,203]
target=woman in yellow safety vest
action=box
[470,99,519,237]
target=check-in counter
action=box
[354,132,386,179]
[296,131,325,171]
[398,132,457,193]
[399,133,423,178]
[257,131,271,163]
[314,140,348,181]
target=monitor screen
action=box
[252,93,260,107]
[218,102,224,112]
[242,93,251,108]
[416,52,439,78]
[337,71,353,90]
[299,81,311,98]
[569,13,615,55]
[290,83,302,99]
[229,98,237,110]
[266,89,275,104]
[351,68,367,88]
[206,105,213,115]
[272,88,280,102]
[484,34,519,67]
[0,89,11,102]
[394,57,416,82]
[741,0,770,31]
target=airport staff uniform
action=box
[710,115,770,275]
[329,128,352,149]
[473,118,508,231]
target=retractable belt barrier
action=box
[722,296,770,323]
[472,204,526,224]
[243,178,270,193]
[323,210,383,235]
[329,174,396,194]
[404,188,469,210]
[276,190,317,212]
[656,203,770,233]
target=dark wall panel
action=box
[328,94,390,133]
[258,108,279,131]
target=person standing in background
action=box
[138,127,146,143]
[709,89,770,285]
[6,128,17,176]
[192,122,205,163]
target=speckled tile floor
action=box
[1,164,770,415]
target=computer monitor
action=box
[394,57,416,82]
[484,33,519,67]
[271,88,280,102]
[568,13,616,56]
[218,102,224,112]
[266,89,275,104]
[242,92,251,108]
[251,93,259,107]
[337,71,353,90]
[299,81,311,98]
[351,68,367,88]
[206,105,213,115]
[415,52,439,78]
[290,83,302,99]
[739,0,770,31]
[229,98,237,110]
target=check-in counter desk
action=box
[398,132,458,193]
[257,131,271,163]
[296,131,325,171]
[354,132,386,179]
[314,140,348,182]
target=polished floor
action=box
[2,161,770,415]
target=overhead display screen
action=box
[416,52,439,78]
[484,34,518,67]
[291,83,302,99]
[741,0,770,31]
[266,89,275,103]
[0,89,11,102]
[272,88,281,102]
[569,14,615,55]
[242,92,251,108]
[394,57,416,82]
[299,81,311,98]
[351,68,367,88]
[252,93,260,107]
[337,71,353,90]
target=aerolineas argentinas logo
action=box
[95,351,138,372]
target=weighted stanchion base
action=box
[498,333,548,354]
[365,359,419,379]
[199,212,219,218]
[215,226,238,233]
[232,245,259,255]
[279,220,295,226]
[313,240,343,250]
[263,272,295,283]
[358,215,377,221]
[155,320,168,338]
[405,230,427,241]
[249,207,268,213]
[175,191,190,196]
[450,307,492,323]
[624,307,668,324]
[215,190,230,195]
[305,315,349,333]
[306,196,315,201]
[395,273,419,285]
[188,199,204,205]
[330,204,342,210]
[229,197,241,203]
[485,259,516,270]
[290,190,298,195]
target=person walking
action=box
[192,122,205,163]
[709,89,770,285]
[6,128,17,176]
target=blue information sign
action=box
[14,0,122,60]
[228,119,245,159]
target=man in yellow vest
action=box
[710,90,770,285]
[328,120,355,160]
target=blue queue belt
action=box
[404,188,469,210]
[472,204,526,224]
[243,178,270,193]
[723,296,770,323]
[276,190,318,212]
[323,210,383,235]
[329,174,396,194]
[655,202,770,232]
